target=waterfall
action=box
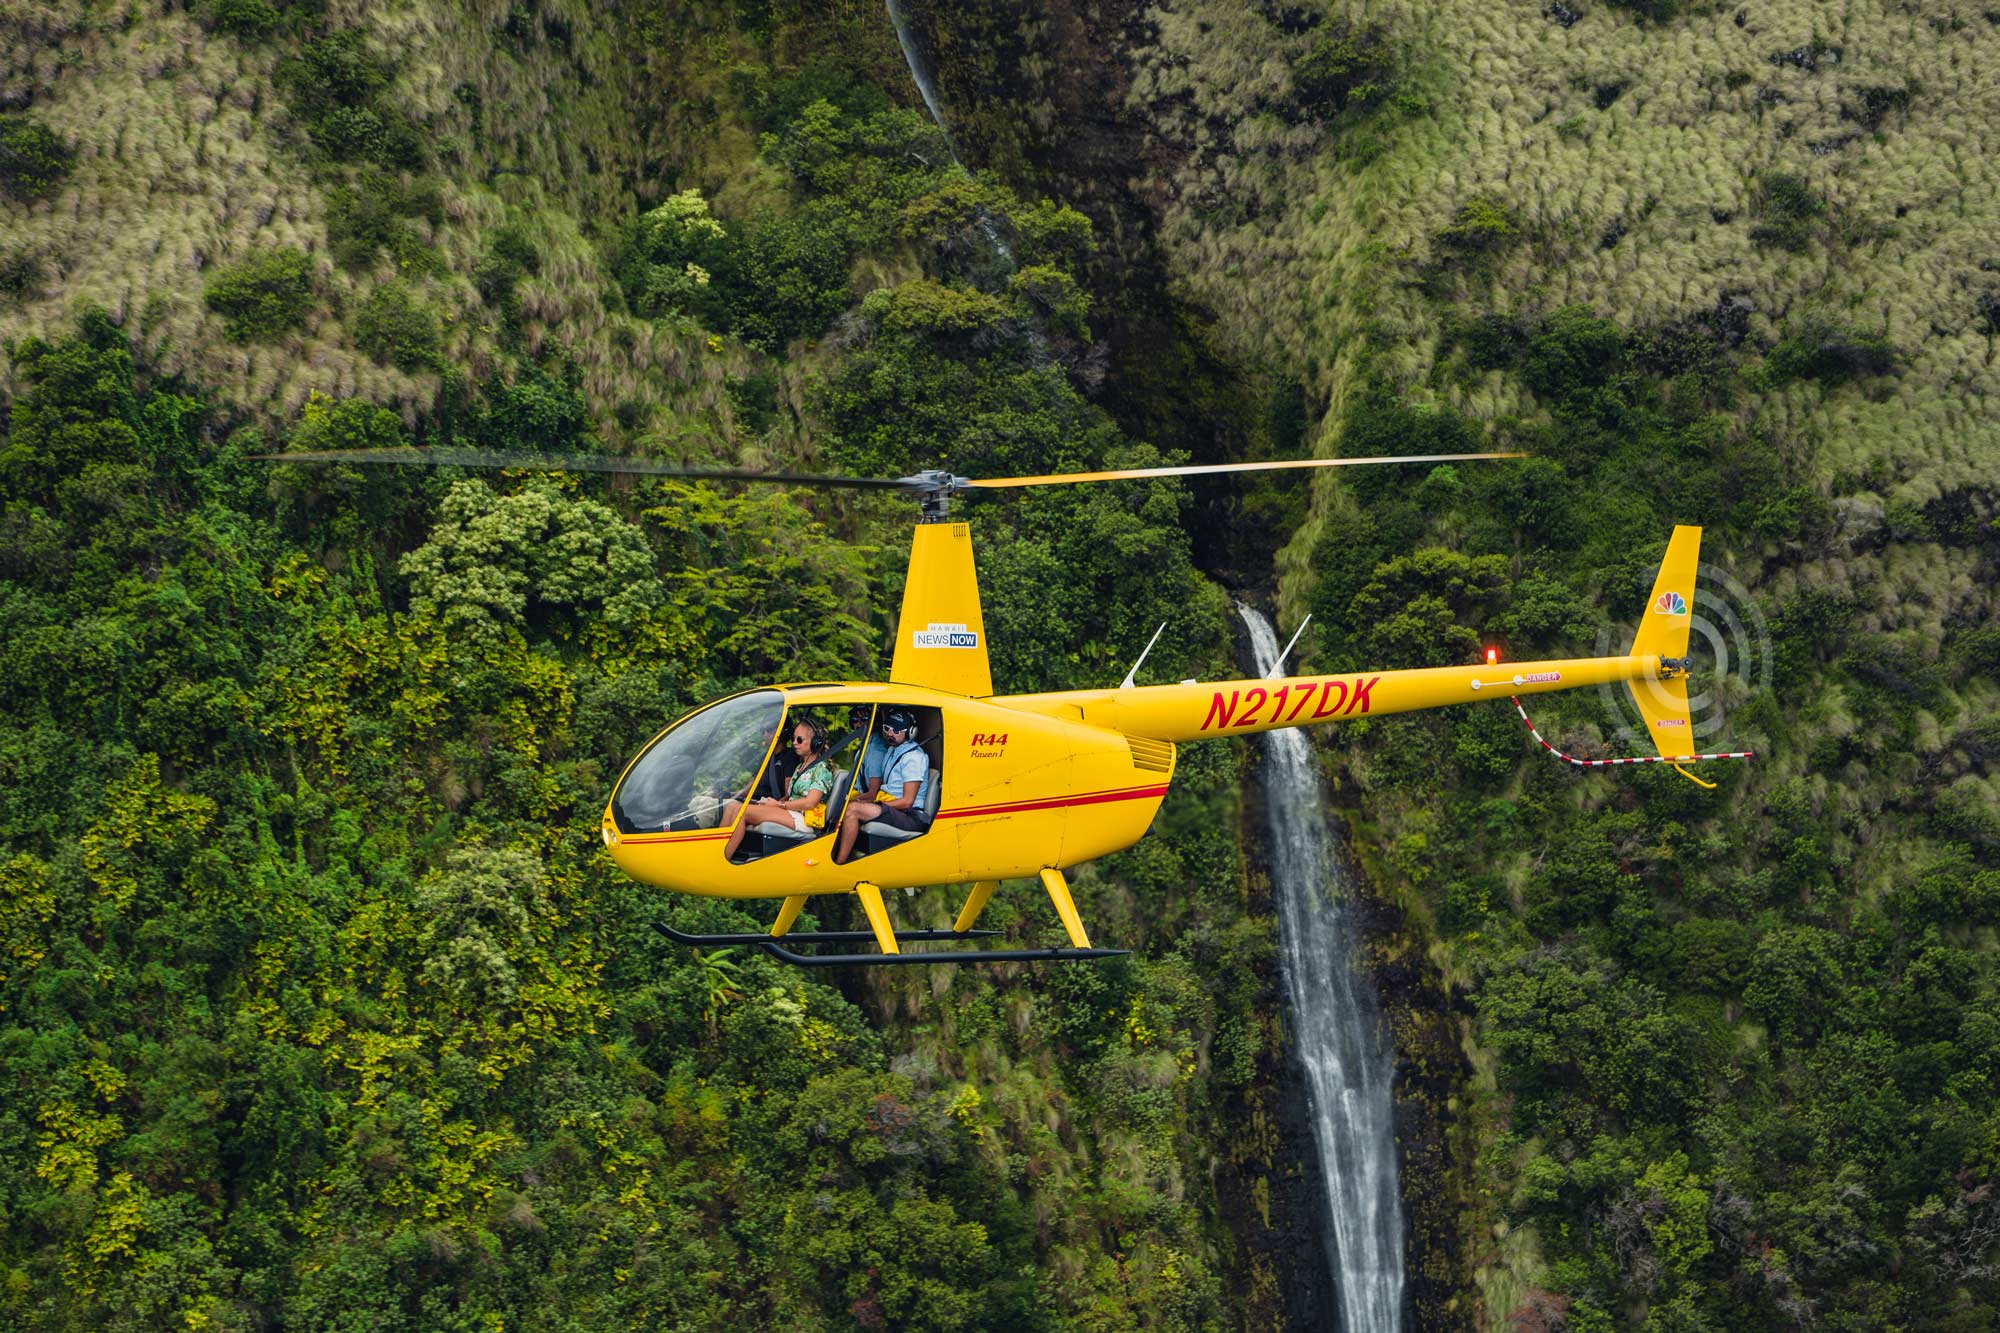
[882,0,1014,266]
[884,0,960,162]
[1240,605,1406,1332]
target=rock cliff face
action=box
[896,7,1477,1322]
[888,3,2000,1328]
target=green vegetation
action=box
[1749,171,1826,253]
[0,115,74,202]
[354,281,442,371]
[202,248,315,342]
[7,0,2000,1327]
[325,171,444,272]
[279,29,424,168]
[1761,316,1899,387]
[198,0,285,39]
[0,13,1271,1321]
[1100,0,2000,1324]
[1293,20,1397,118]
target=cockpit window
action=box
[611,690,785,834]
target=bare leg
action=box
[834,800,882,864]
[726,803,792,859]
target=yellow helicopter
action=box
[271,448,1751,965]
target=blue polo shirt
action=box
[883,741,927,798]
[858,736,889,787]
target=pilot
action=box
[829,705,875,767]
[722,717,834,859]
[832,708,929,864]
[760,713,803,802]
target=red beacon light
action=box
[1485,646,1499,665]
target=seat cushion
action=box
[861,769,939,843]
[760,768,848,846]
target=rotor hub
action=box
[902,470,970,522]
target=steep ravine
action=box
[1242,606,1405,1331]
[1233,606,1479,1332]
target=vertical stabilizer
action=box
[888,523,994,697]
[1624,525,1701,759]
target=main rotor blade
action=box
[254,447,917,489]
[962,452,1527,489]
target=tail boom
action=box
[995,653,1661,744]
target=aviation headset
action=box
[795,716,830,755]
[880,707,919,737]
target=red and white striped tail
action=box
[1511,697,1754,769]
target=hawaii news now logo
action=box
[913,622,980,650]
[1655,591,1689,616]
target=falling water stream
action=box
[1241,606,1406,1332]
[877,12,1402,1312]
[884,0,959,160]
[883,0,1014,263]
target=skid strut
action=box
[653,867,1128,966]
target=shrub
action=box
[200,0,282,37]
[481,363,590,452]
[743,62,893,134]
[0,115,75,202]
[1749,172,1824,252]
[326,170,442,270]
[1523,306,1627,399]
[1293,21,1397,117]
[1847,84,1912,130]
[353,282,441,370]
[0,248,42,297]
[870,280,1013,337]
[1977,287,2000,336]
[620,189,734,327]
[474,221,540,300]
[282,31,388,112]
[1608,0,1681,18]
[1762,318,1898,386]
[722,211,853,350]
[1436,197,1516,255]
[203,248,314,342]
[279,30,423,167]
[726,369,780,435]
[1008,265,1090,339]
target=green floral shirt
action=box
[788,758,833,804]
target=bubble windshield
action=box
[610,690,785,834]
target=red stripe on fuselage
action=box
[936,784,1170,821]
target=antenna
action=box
[1118,623,1168,689]
[1264,614,1312,680]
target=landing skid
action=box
[652,922,1127,966]
[757,941,1130,967]
[654,923,997,947]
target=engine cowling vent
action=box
[1126,736,1175,774]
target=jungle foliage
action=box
[0,31,1259,1332]
[11,0,2000,1328]
[1305,250,2000,1332]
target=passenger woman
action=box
[721,717,834,858]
